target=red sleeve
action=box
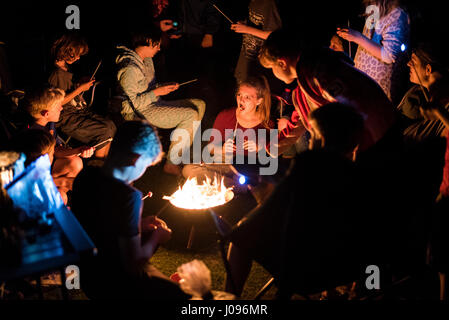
[210,109,235,145]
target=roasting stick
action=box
[212,4,234,24]
[347,20,352,59]
[142,191,153,201]
[80,60,102,101]
[178,78,198,87]
[90,60,102,81]
[76,137,113,156]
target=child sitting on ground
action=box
[20,86,94,203]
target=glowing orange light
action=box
[163,176,234,210]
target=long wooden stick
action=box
[179,78,198,87]
[76,137,113,156]
[212,4,234,24]
[90,60,102,81]
[348,20,352,58]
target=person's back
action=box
[72,166,140,272]
[71,120,188,299]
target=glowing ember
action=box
[163,176,234,210]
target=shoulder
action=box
[74,167,141,200]
[48,68,73,89]
[384,7,409,26]
[117,62,144,80]
[49,67,72,80]
[214,108,236,125]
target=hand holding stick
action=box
[76,137,113,156]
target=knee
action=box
[59,189,68,205]
[184,108,200,123]
[67,156,83,176]
[182,164,196,179]
[192,99,206,120]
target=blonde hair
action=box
[238,76,272,128]
[26,87,65,117]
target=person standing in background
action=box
[232,0,282,84]
[337,0,410,105]
[175,0,222,81]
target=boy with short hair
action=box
[24,86,94,196]
[71,120,188,299]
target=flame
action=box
[163,175,234,210]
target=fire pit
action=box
[163,176,234,211]
[162,175,235,248]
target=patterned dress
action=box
[354,7,410,104]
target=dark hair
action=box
[309,103,364,154]
[9,129,56,166]
[259,29,307,67]
[413,42,449,77]
[51,33,89,61]
[238,75,271,128]
[129,24,162,50]
[109,120,162,162]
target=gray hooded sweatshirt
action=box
[116,46,160,120]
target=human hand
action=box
[201,34,213,48]
[243,140,259,152]
[169,34,182,39]
[160,19,174,32]
[278,118,291,132]
[77,146,95,158]
[78,79,95,92]
[153,83,179,96]
[336,28,363,44]
[142,215,169,230]
[152,222,172,244]
[231,22,251,34]
[223,138,236,154]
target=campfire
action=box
[163,176,234,210]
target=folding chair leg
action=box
[254,277,275,300]
[218,238,237,296]
[440,272,447,301]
